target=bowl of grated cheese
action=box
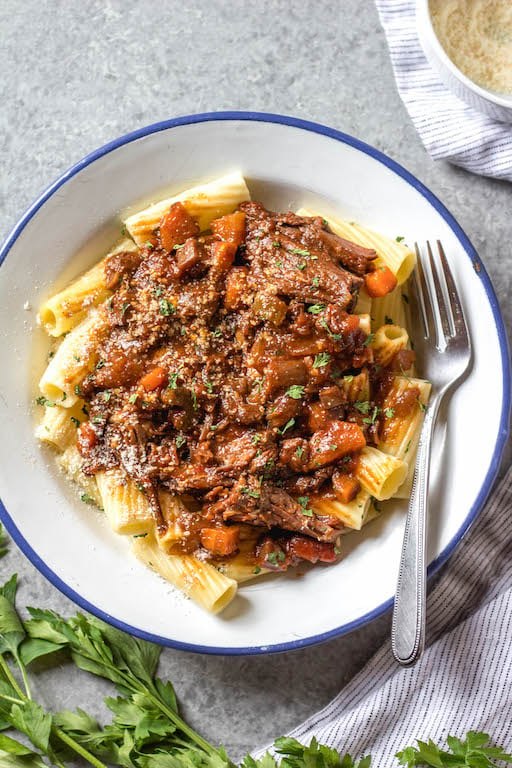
[417,0,512,123]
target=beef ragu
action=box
[76,201,407,572]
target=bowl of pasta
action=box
[0,113,509,653]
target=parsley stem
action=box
[0,689,24,705]
[53,725,108,768]
[0,653,24,699]
[16,653,32,699]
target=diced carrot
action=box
[200,525,240,556]
[139,366,167,392]
[77,421,97,454]
[211,241,237,273]
[210,211,246,246]
[159,202,199,252]
[364,265,398,298]
[307,420,366,469]
[332,472,361,504]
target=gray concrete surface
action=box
[0,0,510,762]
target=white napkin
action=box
[375,0,512,182]
[265,465,512,763]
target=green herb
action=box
[81,404,89,417]
[363,333,375,348]
[311,276,320,287]
[405,439,411,454]
[329,443,337,451]
[121,223,128,236]
[396,235,405,242]
[298,496,309,508]
[128,393,138,404]
[385,408,395,418]
[385,315,394,324]
[74,384,83,397]
[61,392,67,402]
[278,418,295,434]
[362,406,380,426]
[0,574,509,768]
[159,298,175,316]
[36,396,56,408]
[288,247,310,256]
[212,329,223,338]
[313,352,330,368]
[251,433,262,444]
[372,498,382,514]
[173,243,185,250]
[273,241,280,248]
[191,390,198,410]
[241,487,260,499]
[254,377,265,393]
[73,355,81,362]
[176,435,186,448]
[95,360,105,370]
[319,317,342,341]
[344,375,354,383]
[295,446,304,458]
[402,293,409,304]
[204,382,214,394]
[276,260,283,268]
[167,371,179,390]
[307,304,325,314]
[277,551,286,562]
[301,509,313,517]
[121,301,130,317]
[285,385,305,400]
[70,416,81,428]
[354,401,371,414]
[135,483,146,494]
[145,240,154,249]
[296,261,307,271]
[48,350,55,359]
[80,493,97,505]
[418,400,427,412]
[153,285,164,298]
[266,552,278,565]
[101,391,111,402]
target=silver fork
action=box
[391,240,471,666]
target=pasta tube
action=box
[38,238,137,337]
[132,532,237,614]
[371,324,408,367]
[311,489,371,531]
[96,470,154,536]
[57,444,102,506]
[38,309,110,407]
[355,446,408,501]
[36,402,85,451]
[124,171,251,245]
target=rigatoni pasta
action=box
[35,173,428,615]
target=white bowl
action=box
[0,113,510,654]
[417,0,512,123]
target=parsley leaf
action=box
[159,298,175,316]
[307,304,325,314]
[278,418,295,434]
[286,385,305,399]
[313,352,330,368]
[36,396,56,408]
[241,487,260,499]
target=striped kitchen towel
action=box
[375,1,512,182]
[257,465,512,763]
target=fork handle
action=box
[391,397,439,666]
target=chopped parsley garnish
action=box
[313,352,330,368]
[405,439,411,454]
[251,433,262,444]
[418,400,427,412]
[74,384,83,397]
[344,375,354,382]
[73,355,81,362]
[301,509,313,517]
[267,552,278,565]
[176,435,186,448]
[253,566,262,574]
[285,385,305,399]
[363,333,375,347]
[121,224,128,236]
[319,317,342,341]
[278,417,295,435]
[173,243,185,250]
[362,406,380,425]
[372,498,382,513]
[329,443,337,451]
[275,260,283,268]
[295,446,304,458]
[121,301,130,316]
[36,396,56,407]
[145,240,154,249]
[311,276,320,287]
[95,360,105,370]
[298,496,309,508]
[254,377,265,393]
[288,247,310,256]
[81,404,89,416]
[307,303,325,314]
[241,487,260,499]
[385,315,393,324]
[402,293,409,304]
[48,350,55,359]
[354,400,371,414]
[128,393,138,404]
[212,329,223,338]
[273,241,280,248]
[396,235,405,242]
[91,416,103,424]
[385,408,395,418]
[70,416,81,427]
[135,483,146,494]
[61,392,67,402]
[159,298,175,316]
[80,493,97,506]
[101,391,111,402]
[204,381,214,393]
[296,261,307,271]
[153,286,164,298]
[167,371,179,389]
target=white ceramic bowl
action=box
[0,113,510,654]
[417,0,512,123]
